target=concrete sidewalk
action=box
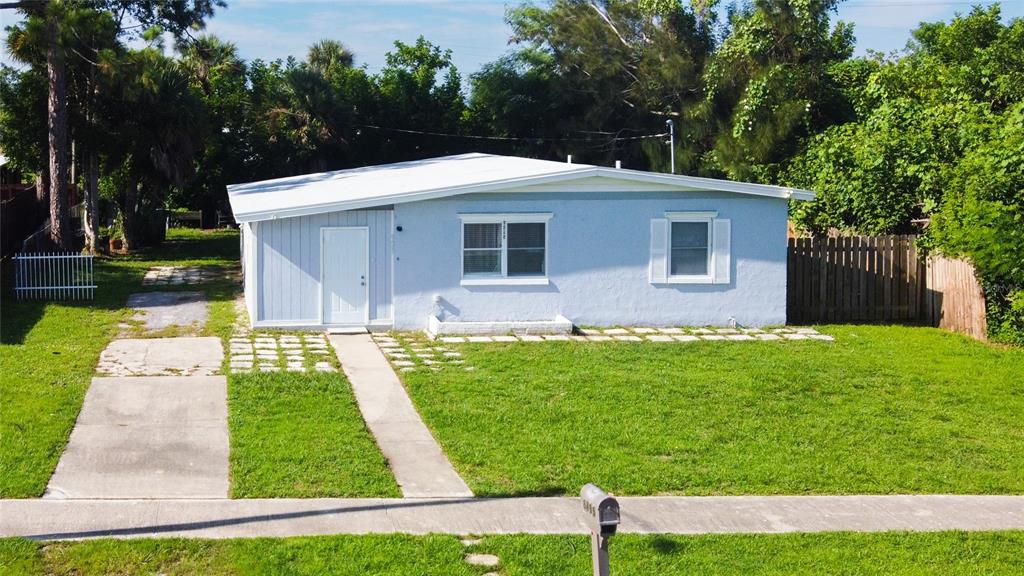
[329,334,472,498]
[3,495,1023,540]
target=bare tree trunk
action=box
[122,173,138,251]
[34,170,47,209]
[83,152,99,252]
[46,8,69,250]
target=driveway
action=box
[45,375,229,499]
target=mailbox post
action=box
[580,483,620,576]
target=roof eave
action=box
[588,167,815,201]
[231,166,815,223]
[232,168,593,223]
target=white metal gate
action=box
[13,252,96,300]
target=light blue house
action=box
[226,153,814,333]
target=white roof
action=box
[226,153,814,223]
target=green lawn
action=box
[3,532,1023,575]
[480,531,1024,575]
[398,325,1024,496]
[228,370,400,498]
[0,535,478,575]
[0,229,240,498]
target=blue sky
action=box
[3,1,1024,75]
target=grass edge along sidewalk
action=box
[2,531,1024,575]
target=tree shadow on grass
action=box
[127,229,239,265]
[478,486,569,498]
[1,230,241,345]
[649,535,682,555]
[0,259,140,346]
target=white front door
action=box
[322,228,369,325]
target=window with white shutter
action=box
[651,212,730,285]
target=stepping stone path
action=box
[425,326,835,344]
[461,538,500,575]
[228,332,338,374]
[375,333,477,373]
[142,265,238,286]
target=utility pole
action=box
[665,119,675,174]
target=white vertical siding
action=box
[255,208,393,325]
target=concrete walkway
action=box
[45,376,229,499]
[97,336,223,377]
[3,495,1023,540]
[329,334,472,498]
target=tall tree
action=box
[3,0,72,247]
[43,1,69,248]
[493,0,716,169]
[1,0,223,249]
[175,35,248,222]
[372,37,465,161]
[704,0,854,181]
[100,45,207,249]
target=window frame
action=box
[459,213,552,286]
[664,211,716,284]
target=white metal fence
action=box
[12,252,96,300]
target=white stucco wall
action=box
[391,191,789,330]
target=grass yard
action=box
[398,325,1024,496]
[0,535,477,575]
[2,531,1022,575]
[480,531,1024,575]
[0,229,240,498]
[228,370,400,498]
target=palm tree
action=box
[102,48,207,249]
[3,0,71,249]
[307,39,354,77]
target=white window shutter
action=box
[712,218,731,284]
[649,218,668,283]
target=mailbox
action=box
[581,483,620,535]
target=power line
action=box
[843,0,1022,6]
[357,124,669,143]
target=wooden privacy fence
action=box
[12,252,96,300]
[787,236,987,339]
[921,256,987,340]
